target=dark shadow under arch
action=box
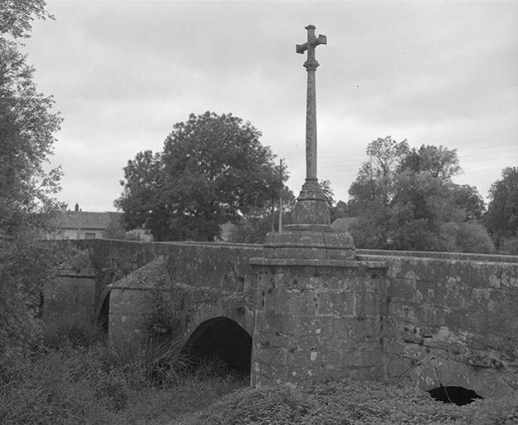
[97,290,110,333]
[428,386,483,406]
[181,317,252,375]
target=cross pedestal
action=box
[260,24,356,259]
[249,25,361,390]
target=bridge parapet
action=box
[47,239,518,398]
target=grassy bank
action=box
[0,325,247,425]
[175,378,518,425]
[1,323,516,424]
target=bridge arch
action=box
[96,285,112,333]
[181,316,252,375]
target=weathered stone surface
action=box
[44,249,97,329]
[251,259,388,388]
[44,276,96,327]
[262,225,356,261]
[47,240,518,398]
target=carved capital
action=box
[304,59,320,71]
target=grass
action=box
[1,321,517,425]
[174,378,518,425]
[0,324,247,425]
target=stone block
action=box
[388,276,416,302]
[355,291,380,318]
[332,317,381,343]
[342,344,381,368]
[44,276,96,326]
[253,344,286,366]
[264,287,319,316]
[316,290,355,317]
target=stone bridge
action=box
[43,24,518,403]
[46,238,518,400]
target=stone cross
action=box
[296,25,327,182]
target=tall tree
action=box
[348,137,492,253]
[0,0,64,363]
[485,166,518,250]
[347,137,410,247]
[348,136,409,215]
[0,44,63,235]
[116,112,282,241]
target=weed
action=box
[43,314,105,350]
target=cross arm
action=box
[296,34,327,54]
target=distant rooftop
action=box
[54,211,122,230]
[331,217,358,232]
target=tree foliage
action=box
[0,0,51,40]
[116,112,283,241]
[0,43,63,235]
[485,166,518,252]
[348,136,493,253]
[0,1,63,366]
[227,182,296,244]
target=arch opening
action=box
[181,317,252,376]
[97,290,110,333]
[428,386,483,406]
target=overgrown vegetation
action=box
[175,378,518,425]
[4,318,517,425]
[0,0,68,374]
[0,322,247,425]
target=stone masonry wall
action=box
[359,252,518,398]
[52,240,518,396]
[251,259,388,388]
[94,240,262,343]
[45,249,97,330]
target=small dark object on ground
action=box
[428,386,483,406]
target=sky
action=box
[22,0,518,212]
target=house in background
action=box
[47,210,124,240]
[331,217,358,233]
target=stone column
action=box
[293,24,330,226]
[249,25,387,389]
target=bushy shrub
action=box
[499,236,518,255]
[438,221,495,254]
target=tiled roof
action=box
[54,211,122,230]
[331,217,358,232]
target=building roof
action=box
[331,217,358,232]
[54,211,122,230]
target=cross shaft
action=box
[296,24,327,182]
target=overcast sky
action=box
[23,0,518,212]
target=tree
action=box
[116,112,282,241]
[330,200,349,223]
[0,45,63,235]
[348,137,492,253]
[320,179,335,208]
[227,181,296,244]
[485,166,518,250]
[0,0,52,40]
[348,137,410,247]
[401,144,461,180]
[0,1,64,365]
[348,137,409,215]
[452,184,486,221]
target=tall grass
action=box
[0,321,247,425]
